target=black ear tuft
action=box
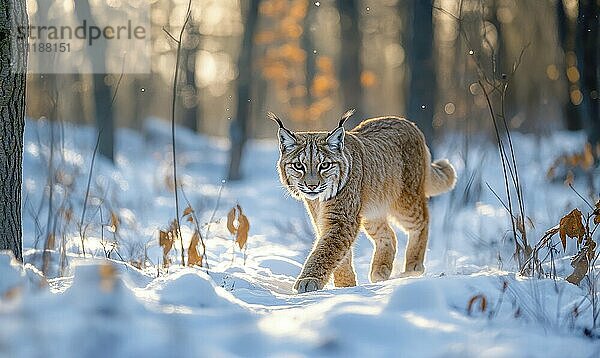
[267,111,285,129]
[338,108,356,128]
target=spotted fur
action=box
[270,112,456,293]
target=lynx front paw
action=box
[370,264,392,283]
[398,270,424,278]
[294,277,324,293]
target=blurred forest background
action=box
[24,0,600,179]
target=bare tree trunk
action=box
[180,21,200,132]
[76,0,115,162]
[92,72,114,160]
[577,0,600,145]
[337,0,363,128]
[557,0,582,131]
[228,0,260,181]
[0,0,28,261]
[302,4,316,107]
[406,0,436,147]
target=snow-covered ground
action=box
[1,118,599,357]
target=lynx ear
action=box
[326,126,345,151]
[268,111,297,152]
[326,109,354,151]
[278,127,297,152]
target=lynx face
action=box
[276,128,350,201]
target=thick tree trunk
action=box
[406,0,436,147]
[0,0,28,261]
[337,0,363,128]
[227,0,260,181]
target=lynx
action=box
[269,110,456,293]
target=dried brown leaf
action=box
[187,231,203,267]
[99,263,117,293]
[3,286,22,300]
[159,230,169,248]
[183,205,194,217]
[566,253,589,285]
[236,212,250,250]
[159,228,174,268]
[467,294,487,315]
[564,170,574,186]
[594,200,600,225]
[45,233,55,250]
[588,240,597,261]
[546,164,557,180]
[227,207,237,234]
[583,142,595,170]
[109,211,119,232]
[130,260,144,270]
[516,216,525,235]
[63,207,73,223]
[164,174,175,193]
[559,208,585,250]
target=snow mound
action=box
[385,278,448,312]
[149,268,242,309]
[64,260,146,315]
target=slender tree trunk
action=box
[406,0,436,147]
[180,21,199,132]
[557,0,582,131]
[76,0,115,162]
[92,73,114,160]
[228,0,260,181]
[577,0,600,145]
[302,4,316,107]
[0,0,28,261]
[337,0,363,128]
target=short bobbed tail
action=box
[424,159,457,197]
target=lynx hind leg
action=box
[333,250,357,287]
[393,198,429,275]
[363,219,397,283]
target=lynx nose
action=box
[305,182,319,191]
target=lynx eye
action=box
[319,162,332,170]
[292,162,304,170]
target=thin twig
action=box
[479,79,521,265]
[569,183,595,211]
[204,180,226,243]
[79,132,100,257]
[164,0,193,266]
[78,58,126,258]
[486,182,517,221]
